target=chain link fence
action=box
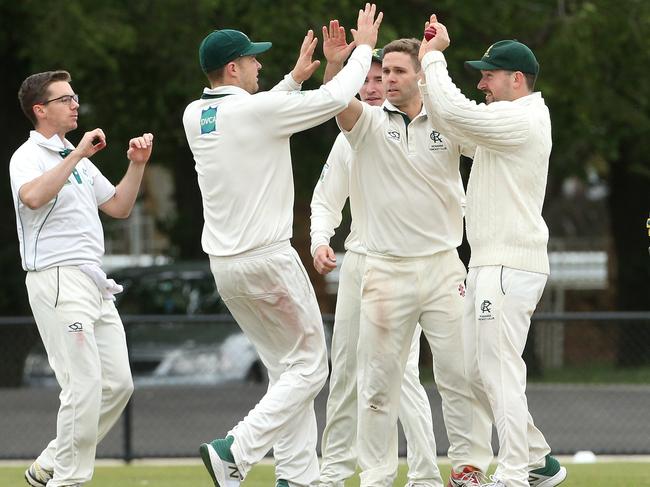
[1,312,649,460]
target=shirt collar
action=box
[29,130,74,153]
[513,91,543,105]
[202,85,250,98]
[381,100,427,121]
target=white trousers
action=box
[319,251,440,487]
[26,267,133,487]
[357,250,493,487]
[464,266,551,487]
[209,241,329,487]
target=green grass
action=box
[2,461,650,487]
[532,364,650,384]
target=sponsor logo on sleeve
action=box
[200,107,217,134]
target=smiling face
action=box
[359,62,384,106]
[381,51,420,109]
[235,55,262,94]
[35,81,79,138]
[477,69,517,104]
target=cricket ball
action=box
[424,26,437,41]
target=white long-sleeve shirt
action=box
[419,50,552,274]
[341,100,466,258]
[183,45,372,257]
[309,133,364,257]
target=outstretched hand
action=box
[322,20,355,65]
[127,133,154,165]
[350,3,383,50]
[291,30,321,84]
[419,14,450,61]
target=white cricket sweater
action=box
[420,51,552,274]
[183,45,372,257]
[310,133,364,257]
[9,131,115,271]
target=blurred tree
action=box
[1,0,648,378]
[540,0,650,364]
[0,1,39,386]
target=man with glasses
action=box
[10,70,154,487]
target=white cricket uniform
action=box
[182,45,372,487]
[9,131,133,487]
[342,101,494,487]
[310,134,441,487]
[420,50,553,487]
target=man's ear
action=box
[513,71,526,89]
[225,60,238,77]
[32,104,45,121]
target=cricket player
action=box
[182,5,382,487]
[328,36,494,487]
[311,48,444,487]
[11,70,153,487]
[418,15,567,487]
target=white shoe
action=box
[199,440,241,487]
[24,461,53,487]
[480,477,506,487]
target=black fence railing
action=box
[1,312,649,460]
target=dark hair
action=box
[18,70,71,126]
[524,72,537,91]
[382,38,422,71]
[206,65,228,85]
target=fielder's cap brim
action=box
[465,60,500,71]
[241,41,272,57]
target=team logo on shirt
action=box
[429,130,448,151]
[458,283,466,297]
[386,130,401,142]
[478,300,494,321]
[200,106,217,134]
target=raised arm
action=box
[100,133,153,219]
[418,15,530,150]
[271,29,322,92]
[322,20,356,84]
[335,3,383,132]
[256,4,382,138]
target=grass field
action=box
[2,461,649,487]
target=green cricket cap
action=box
[372,48,384,64]
[465,40,539,75]
[199,29,272,73]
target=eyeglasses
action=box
[40,94,79,106]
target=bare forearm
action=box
[101,162,146,218]
[323,61,344,84]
